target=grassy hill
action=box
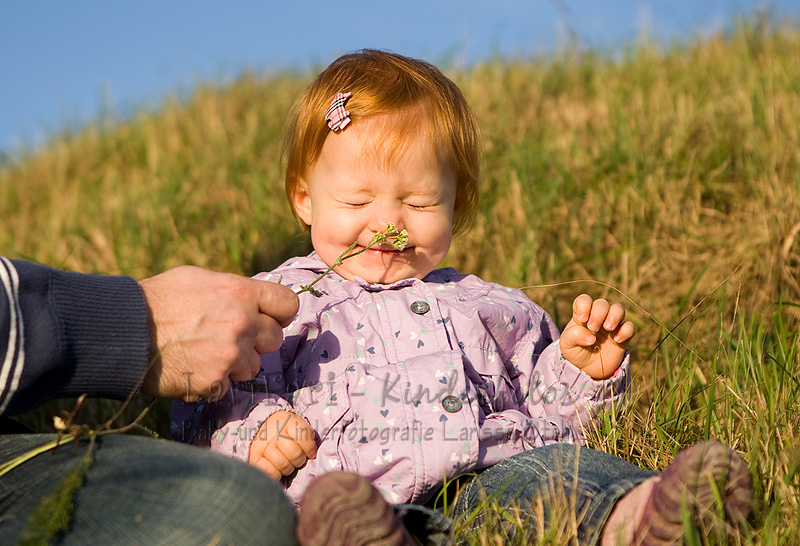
[2,15,798,544]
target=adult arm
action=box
[0,258,299,416]
[0,257,149,416]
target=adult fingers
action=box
[182,373,231,403]
[227,348,262,381]
[253,312,288,355]
[253,280,299,328]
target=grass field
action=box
[2,13,799,545]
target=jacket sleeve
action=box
[0,257,150,416]
[517,333,630,442]
[206,349,301,461]
[476,307,629,463]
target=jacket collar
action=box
[282,252,487,300]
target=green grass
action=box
[2,13,799,545]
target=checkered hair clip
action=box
[325,92,352,132]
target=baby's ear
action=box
[292,180,313,226]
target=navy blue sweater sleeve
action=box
[0,257,150,416]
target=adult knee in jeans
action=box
[0,434,298,546]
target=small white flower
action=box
[53,416,68,431]
[392,230,409,251]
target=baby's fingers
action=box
[560,322,596,349]
[282,417,318,460]
[252,454,285,480]
[572,295,615,333]
[611,320,636,345]
[588,300,612,333]
[296,430,319,460]
[266,442,305,477]
[572,294,594,323]
[601,303,627,332]
[276,436,314,469]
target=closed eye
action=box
[406,203,436,211]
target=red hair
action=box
[283,49,480,235]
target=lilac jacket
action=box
[172,254,629,505]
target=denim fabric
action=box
[0,433,297,546]
[400,444,657,546]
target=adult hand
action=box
[250,411,318,480]
[138,266,298,401]
[559,294,635,380]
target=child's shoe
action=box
[634,440,752,545]
[297,471,416,546]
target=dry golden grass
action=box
[2,15,799,544]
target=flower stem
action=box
[296,223,408,296]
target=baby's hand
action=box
[559,294,635,380]
[249,410,318,480]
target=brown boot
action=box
[297,471,416,546]
[634,440,752,545]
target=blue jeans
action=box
[0,433,297,546]
[400,444,658,546]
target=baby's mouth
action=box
[361,246,411,270]
[366,243,410,255]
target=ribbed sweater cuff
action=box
[51,269,150,400]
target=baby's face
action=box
[292,115,456,284]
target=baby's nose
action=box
[369,204,404,234]
[370,220,405,239]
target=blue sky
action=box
[1,1,796,155]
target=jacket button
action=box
[410,300,430,315]
[442,395,462,413]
